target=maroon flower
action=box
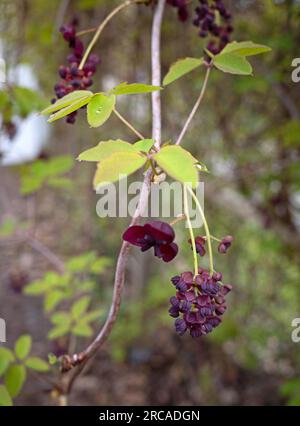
[122,221,178,263]
[218,235,233,254]
[189,236,206,256]
[169,268,232,338]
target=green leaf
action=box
[221,41,271,57]
[93,151,147,189]
[48,96,92,123]
[72,322,93,337]
[163,57,204,86]
[109,82,161,95]
[0,218,16,237]
[24,280,48,295]
[81,309,102,324]
[71,296,91,319]
[48,353,58,365]
[153,146,198,188]
[90,257,112,274]
[44,290,66,312]
[213,53,253,75]
[78,139,135,162]
[14,86,46,117]
[87,93,116,128]
[133,139,154,153]
[66,251,96,272]
[50,312,71,326]
[0,348,14,376]
[48,324,70,340]
[25,357,50,372]
[15,335,32,360]
[0,385,13,406]
[41,90,93,115]
[5,365,26,398]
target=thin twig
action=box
[27,237,65,275]
[175,66,211,146]
[62,0,166,384]
[113,108,145,139]
[79,0,144,70]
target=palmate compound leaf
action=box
[213,52,253,75]
[221,41,272,57]
[93,151,147,189]
[87,93,116,128]
[40,90,93,116]
[163,57,204,86]
[109,82,162,95]
[153,145,199,189]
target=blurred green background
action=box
[0,0,300,406]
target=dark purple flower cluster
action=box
[166,0,189,22]
[169,269,232,337]
[122,221,178,262]
[53,19,100,124]
[193,0,233,55]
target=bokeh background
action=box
[0,0,300,406]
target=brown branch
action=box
[61,0,166,390]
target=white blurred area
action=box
[0,60,50,166]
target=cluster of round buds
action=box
[189,234,233,256]
[169,269,232,337]
[193,0,233,55]
[52,19,100,124]
[166,0,189,22]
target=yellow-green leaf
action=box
[153,146,198,188]
[48,96,91,123]
[133,139,154,153]
[163,57,204,86]
[0,348,14,376]
[213,53,253,75]
[0,385,13,406]
[71,296,91,319]
[109,82,161,95]
[221,41,271,57]
[5,365,26,398]
[87,93,116,128]
[25,357,50,372]
[41,90,93,115]
[78,139,135,162]
[93,152,147,189]
[72,322,93,337]
[15,335,32,360]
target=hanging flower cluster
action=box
[53,19,100,123]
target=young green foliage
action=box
[163,57,204,86]
[153,145,199,188]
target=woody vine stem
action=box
[60,0,213,393]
